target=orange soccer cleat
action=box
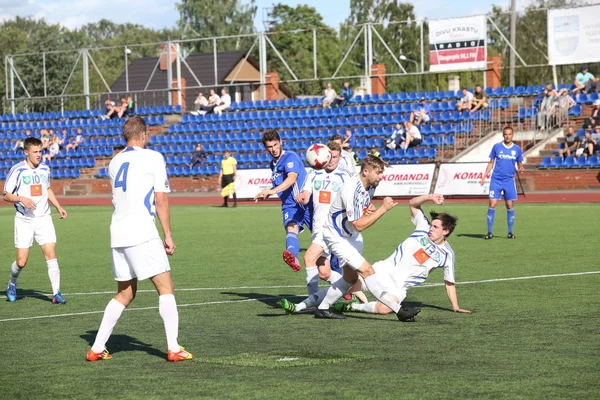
[86,348,112,362]
[167,347,194,362]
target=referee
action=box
[219,149,237,207]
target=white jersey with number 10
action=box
[109,146,170,248]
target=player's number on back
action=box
[114,162,130,192]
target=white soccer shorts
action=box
[14,215,57,248]
[372,260,408,303]
[111,238,171,281]
[323,231,364,270]
[311,229,331,259]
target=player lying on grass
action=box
[333,194,471,315]
[294,140,367,302]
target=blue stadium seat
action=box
[563,156,575,168]
[550,156,564,168]
[586,155,599,167]
[574,155,588,168]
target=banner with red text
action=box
[374,164,436,197]
[235,168,275,199]
[434,163,490,195]
[429,15,487,72]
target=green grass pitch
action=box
[0,203,598,399]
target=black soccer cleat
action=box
[484,233,493,240]
[396,306,421,322]
[507,233,516,239]
[314,308,346,319]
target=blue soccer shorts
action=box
[489,177,518,201]
[281,203,312,233]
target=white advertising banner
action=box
[235,168,274,199]
[374,164,436,197]
[429,15,487,72]
[434,163,490,196]
[548,5,600,65]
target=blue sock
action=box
[487,208,496,233]
[286,232,300,258]
[507,209,515,234]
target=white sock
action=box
[46,259,60,295]
[91,299,126,353]
[159,294,180,353]
[9,261,22,286]
[326,270,342,284]
[305,266,319,295]
[317,279,352,310]
[363,274,400,313]
[351,301,378,314]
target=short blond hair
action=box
[360,154,385,173]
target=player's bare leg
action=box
[283,222,302,272]
[486,199,498,239]
[150,272,193,362]
[41,242,65,304]
[6,248,29,302]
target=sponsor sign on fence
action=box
[547,5,600,65]
[434,163,491,195]
[374,164,436,197]
[429,15,487,72]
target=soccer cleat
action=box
[86,348,112,362]
[507,233,516,239]
[6,283,17,302]
[282,250,301,272]
[332,300,357,313]
[484,233,493,240]
[279,298,296,315]
[314,308,346,319]
[396,306,421,322]
[167,347,194,362]
[52,292,67,304]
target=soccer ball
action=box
[305,143,331,170]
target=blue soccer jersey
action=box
[489,142,523,180]
[270,150,307,208]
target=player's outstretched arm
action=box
[409,194,444,218]
[294,190,311,205]
[445,281,471,313]
[352,197,397,232]
[155,191,175,255]
[47,188,67,219]
[255,172,299,202]
[480,160,494,186]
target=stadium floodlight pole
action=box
[258,33,267,100]
[166,41,173,106]
[125,47,130,92]
[213,38,218,86]
[420,21,424,74]
[82,49,90,110]
[8,56,15,115]
[313,29,317,80]
[364,24,370,94]
[509,0,517,87]
[176,42,183,108]
[42,52,47,98]
[400,55,419,91]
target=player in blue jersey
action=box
[254,129,310,271]
[480,126,524,239]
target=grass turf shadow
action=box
[80,330,167,359]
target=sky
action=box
[0,0,537,32]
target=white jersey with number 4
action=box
[323,176,374,240]
[3,161,52,220]
[303,169,349,234]
[109,146,170,248]
[382,209,456,289]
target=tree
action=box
[176,0,256,53]
[265,4,343,96]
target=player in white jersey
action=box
[294,141,365,302]
[336,194,471,316]
[329,133,357,176]
[282,155,420,321]
[86,117,193,363]
[3,137,68,304]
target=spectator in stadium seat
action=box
[42,137,61,162]
[127,96,135,114]
[333,82,353,108]
[322,83,337,108]
[191,92,208,116]
[104,98,116,115]
[583,99,600,129]
[400,121,422,150]
[103,96,128,120]
[214,88,232,116]
[576,130,596,157]
[369,145,381,158]
[342,129,355,150]
[553,89,576,122]
[65,128,84,152]
[572,66,598,94]
[385,122,405,150]
[410,97,431,125]
[557,126,580,158]
[189,143,208,169]
[456,88,474,111]
[41,129,50,150]
[204,89,221,114]
[591,125,600,154]
[537,84,559,130]
[470,85,488,113]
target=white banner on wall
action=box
[434,163,490,196]
[235,168,274,199]
[547,5,600,65]
[428,15,487,72]
[374,164,436,197]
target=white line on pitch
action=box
[0,270,598,323]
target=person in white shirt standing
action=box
[3,137,68,304]
[86,116,193,363]
[214,88,232,116]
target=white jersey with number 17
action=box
[109,146,170,248]
[302,168,349,234]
